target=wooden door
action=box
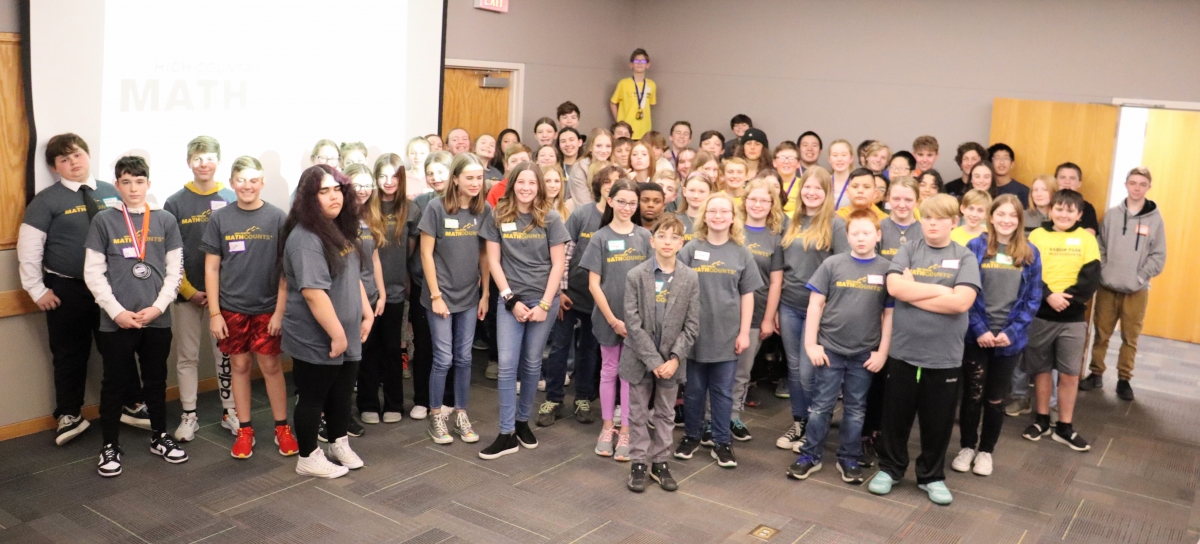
[441,68,510,142]
[989,98,1119,218]
[0,33,28,250]
[1140,109,1200,343]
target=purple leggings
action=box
[600,344,630,427]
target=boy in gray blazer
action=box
[620,215,700,493]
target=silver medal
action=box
[132,262,151,280]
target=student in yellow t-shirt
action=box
[836,168,889,221]
[951,189,992,247]
[610,49,656,139]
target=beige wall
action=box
[628,0,1200,176]
[444,0,636,142]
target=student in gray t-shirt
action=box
[281,165,372,475]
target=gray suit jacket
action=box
[619,258,700,385]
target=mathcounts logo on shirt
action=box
[910,264,955,279]
[693,260,738,275]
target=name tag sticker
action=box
[694,250,710,261]
[1137,224,1150,235]
[501,222,517,232]
[445,218,459,229]
[228,240,246,253]
[608,239,625,252]
[941,259,960,269]
[867,274,884,285]
[996,254,1014,265]
[121,247,138,259]
[655,280,664,293]
[1066,238,1081,246]
[103,198,121,208]
[210,201,227,211]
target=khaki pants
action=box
[1089,286,1150,381]
[628,377,678,465]
[173,302,234,411]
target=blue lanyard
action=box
[633,78,647,108]
[833,174,850,209]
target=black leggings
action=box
[294,359,359,456]
[959,341,1019,453]
[358,302,405,413]
[862,358,888,436]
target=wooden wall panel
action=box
[989,98,1118,219]
[0,34,28,250]
[441,68,510,141]
[1140,109,1200,343]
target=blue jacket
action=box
[966,234,1042,357]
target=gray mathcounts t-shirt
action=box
[743,225,784,326]
[980,242,1025,332]
[678,238,763,363]
[879,217,922,262]
[84,207,183,332]
[780,215,850,311]
[580,224,652,346]
[418,197,491,313]
[564,204,603,313]
[282,226,363,365]
[887,239,981,369]
[478,209,570,302]
[807,253,893,356]
[200,202,287,315]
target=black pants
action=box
[358,301,405,413]
[295,359,359,456]
[97,327,171,445]
[862,359,889,436]
[408,287,451,408]
[484,279,499,362]
[959,341,1019,453]
[878,358,960,485]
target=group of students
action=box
[21,104,1165,505]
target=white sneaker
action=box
[409,406,428,420]
[972,452,993,476]
[537,379,546,392]
[296,448,349,479]
[951,448,976,473]
[220,408,240,436]
[565,374,572,387]
[360,412,380,425]
[329,436,364,469]
[613,405,622,420]
[174,412,199,442]
[383,411,403,423]
[55,414,90,446]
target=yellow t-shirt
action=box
[782,174,801,215]
[1028,227,1101,293]
[836,206,888,221]
[950,226,984,247]
[610,77,656,139]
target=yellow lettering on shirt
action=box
[909,264,955,279]
[835,276,884,292]
[225,225,274,241]
[746,242,772,258]
[607,247,646,264]
[180,209,212,225]
[502,231,546,241]
[693,260,738,275]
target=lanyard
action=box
[633,78,647,108]
[785,174,799,198]
[833,174,851,210]
[121,205,151,261]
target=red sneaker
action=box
[231,427,255,459]
[275,425,299,456]
[401,353,410,371]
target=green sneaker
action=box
[918,481,953,505]
[868,471,895,495]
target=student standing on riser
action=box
[86,156,187,477]
[20,134,150,446]
[1078,167,1166,402]
[163,136,238,442]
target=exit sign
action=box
[474,0,508,13]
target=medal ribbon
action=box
[121,205,151,261]
[634,78,647,109]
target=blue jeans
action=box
[779,304,815,420]
[497,297,560,434]
[800,350,872,462]
[544,307,598,403]
[427,308,475,410]
[684,360,737,445]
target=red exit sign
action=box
[474,0,508,13]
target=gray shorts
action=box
[1022,318,1086,376]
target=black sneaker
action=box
[711,443,737,468]
[97,444,123,477]
[651,462,678,491]
[730,419,752,442]
[1052,426,1091,452]
[150,433,189,464]
[536,401,562,427]
[120,403,151,430]
[514,421,538,449]
[628,463,648,493]
[478,433,519,460]
[700,421,715,447]
[860,435,879,468]
[837,458,864,484]
[317,417,329,442]
[574,399,595,424]
[1078,373,1102,391]
[1022,420,1052,441]
[674,436,701,460]
[787,454,822,480]
[55,414,90,446]
[1116,380,1135,402]
[347,417,365,437]
[744,384,760,408]
[673,404,685,425]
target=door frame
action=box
[443,59,525,135]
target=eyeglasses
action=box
[316,156,338,164]
[632,59,649,65]
[775,155,798,163]
[612,199,638,209]
[353,184,373,191]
